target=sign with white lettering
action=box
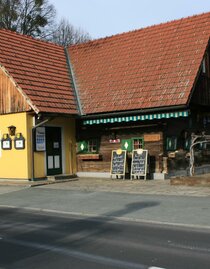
[35,127,46,151]
[131,149,148,180]
[110,149,126,179]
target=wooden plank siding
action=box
[77,128,163,174]
[191,75,210,106]
[0,68,31,114]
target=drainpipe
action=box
[31,118,51,181]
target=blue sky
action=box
[50,0,210,39]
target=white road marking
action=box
[149,267,166,269]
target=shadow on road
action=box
[106,201,159,217]
[0,200,159,266]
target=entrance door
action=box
[46,127,62,175]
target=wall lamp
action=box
[8,125,16,136]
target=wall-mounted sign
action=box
[35,127,46,151]
[14,133,25,150]
[109,139,121,143]
[144,133,161,142]
[1,134,12,150]
[53,142,59,149]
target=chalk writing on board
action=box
[131,149,148,178]
[110,150,126,177]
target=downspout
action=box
[31,118,51,181]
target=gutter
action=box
[81,105,189,120]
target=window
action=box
[166,137,177,151]
[184,137,191,151]
[87,139,98,153]
[77,139,99,153]
[121,137,144,151]
[202,58,206,73]
[132,137,144,149]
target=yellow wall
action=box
[33,117,76,178]
[0,112,30,179]
[0,113,76,180]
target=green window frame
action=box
[132,137,144,150]
[166,136,177,151]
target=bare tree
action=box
[0,0,56,38]
[51,18,91,46]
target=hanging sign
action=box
[131,149,148,180]
[110,149,126,179]
[35,127,46,151]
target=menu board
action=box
[131,149,148,180]
[110,149,126,179]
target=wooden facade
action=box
[0,67,31,114]
[76,114,210,178]
[76,49,210,178]
[77,121,164,177]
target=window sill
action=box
[77,154,102,160]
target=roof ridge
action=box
[69,11,210,49]
[0,28,63,48]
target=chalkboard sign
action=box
[110,149,126,179]
[131,149,148,180]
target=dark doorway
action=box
[46,127,62,175]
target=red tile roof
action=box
[0,29,77,114]
[68,12,210,115]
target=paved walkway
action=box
[1,176,210,197]
[1,177,210,229]
[39,177,210,197]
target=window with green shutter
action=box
[77,139,99,154]
[166,137,177,151]
[121,137,144,152]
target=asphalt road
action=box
[0,207,210,269]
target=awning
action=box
[83,110,189,125]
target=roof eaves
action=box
[0,65,40,114]
[81,105,189,120]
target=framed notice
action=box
[1,134,12,150]
[131,149,148,180]
[35,127,46,151]
[14,133,25,150]
[110,149,126,179]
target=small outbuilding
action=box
[0,30,78,180]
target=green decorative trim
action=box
[83,110,189,125]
